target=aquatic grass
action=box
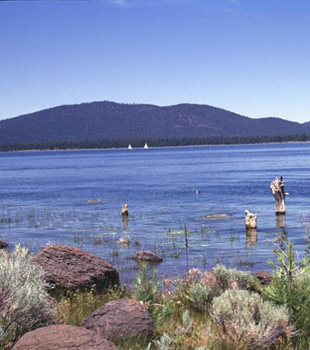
[91,233,106,245]
[235,258,255,268]
[201,256,207,269]
[200,224,213,238]
[73,232,85,244]
[171,251,181,259]
[111,247,120,259]
[134,239,142,246]
[229,232,239,242]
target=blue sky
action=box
[1,0,310,122]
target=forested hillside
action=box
[0,101,309,150]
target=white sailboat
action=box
[143,143,149,149]
[128,144,133,150]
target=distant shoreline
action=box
[2,139,310,154]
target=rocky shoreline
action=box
[0,241,277,350]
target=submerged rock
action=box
[200,213,232,220]
[86,199,103,204]
[12,325,119,350]
[0,239,8,249]
[32,244,119,291]
[83,299,154,344]
[133,250,163,263]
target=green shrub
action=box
[212,264,255,291]
[264,241,310,338]
[0,245,55,349]
[265,266,310,338]
[188,282,211,311]
[133,262,159,305]
[210,289,289,349]
[151,333,172,350]
[152,299,176,325]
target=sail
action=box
[144,143,149,149]
[128,144,133,150]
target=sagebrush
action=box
[212,264,256,291]
[211,289,290,349]
[0,245,55,349]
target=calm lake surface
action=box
[1,143,310,284]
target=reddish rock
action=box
[254,271,272,286]
[32,244,119,291]
[12,325,119,350]
[133,250,163,263]
[83,299,154,344]
[0,239,8,249]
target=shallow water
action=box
[1,143,310,284]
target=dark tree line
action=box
[1,134,310,152]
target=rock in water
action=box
[12,325,119,350]
[0,239,8,249]
[133,250,163,263]
[254,271,272,286]
[32,244,119,291]
[83,299,154,344]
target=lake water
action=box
[1,143,310,285]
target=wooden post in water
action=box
[245,210,257,243]
[121,204,129,217]
[245,210,257,229]
[183,223,189,274]
[270,177,286,215]
[121,204,129,229]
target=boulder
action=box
[32,244,119,291]
[0,239,8,249]
[254,271,272,286]
[133,250,163,263]
[12,325,119,350]
[83,299,154,344]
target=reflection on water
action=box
[0,143,310,284]
[276,214,286,228]
[122,215,129,230]
[246,228,257,244]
